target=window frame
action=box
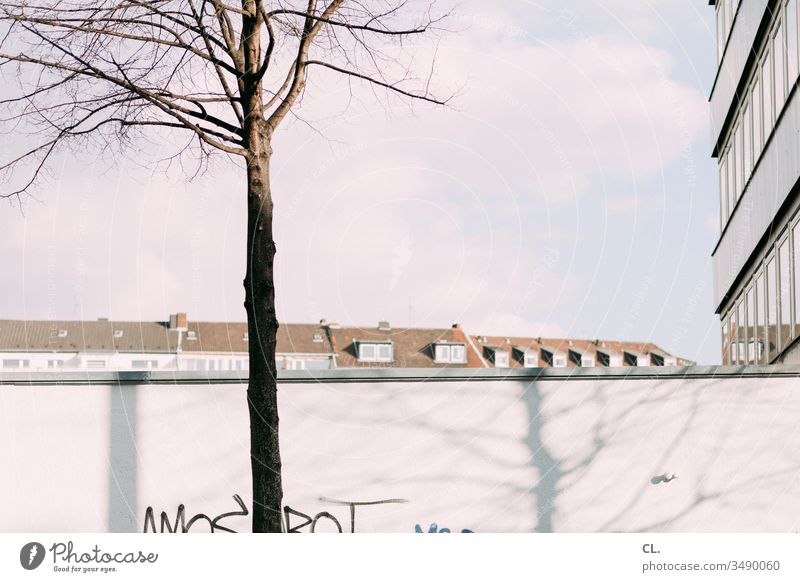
[433,342,467,364]
[357,340,393,363]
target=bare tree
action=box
[0,0,448,532]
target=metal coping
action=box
[0,365,799,385]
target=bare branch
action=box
[304,59,449,105]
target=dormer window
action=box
[569,349,594,367]
[512,347,538,368]
[313,333,324,343]
[186,330,197,341]
[243,332,249,342]
[541,347,567,368]
[113,329,124,338]
[483,346,509,368]
[597,350,623,367]
[654,353,676,366]
[57,329,68,338]
[357,341,393,362]
[624,351,649,366]
[433,342,467,364]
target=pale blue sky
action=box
[0,1,723,363]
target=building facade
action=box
[0,314,685,371]
[712,0,800,364]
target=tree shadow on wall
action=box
[521,376,800,533]
[521,378,700,532]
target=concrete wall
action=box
[2,367,800,533]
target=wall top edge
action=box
[0,365,798,385]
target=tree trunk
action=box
[244,133,283,533]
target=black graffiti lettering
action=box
[143,494,248,533]
[211,494,248,533]
[310,512,342,533]
[318,497,409,533]
[283,506,313,533]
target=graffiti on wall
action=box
[143,494,248,533]
[143,494,474,533]
[415,523,473,533]
[284,497,409,533]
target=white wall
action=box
[1,370,800,532]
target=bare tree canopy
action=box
[0,0,450,533]
[0,0,450,198]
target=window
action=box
[775,22,786,111]
[113,329,124,338]
[780,238,791,349]
[434,343,466,364]
[743,103,752,179]
[736,297,747,364]
[286,359,305,370]
[763,51,773,134]
[187,359,206,371]
[2,359,30,368]
[541,349,565,368]
[131,360,158,370]
[186,330,197,340]
[597,350,622,367]
[720,157,728,224]
[788,0,799,86]
[624,352,648,366]
[243,332,249,341]
[86,360,106,369]
[756,271,765,364]
[722,314,731,365]
[735,123,744,198]
[727,146,736,214]
[357,341,393,363]
[484,347,509,367]
[767,256,778,361]
[753,76,762,157]
[793,223,800,339]
[746,287,755,363]
[569,350,593,367]
[47,360,64,368]
[730,303,739,364]
[57,329,68,338]
[513,347,538,368]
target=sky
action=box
[0,1,724,364]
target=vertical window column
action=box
[780,240,791,350]
[720,157,728,224]
[788,0,799,86]
[756,271,765,364]
[722,314,731,365]
[753,77,762,159]
[727,147,736,214]
[746,287,755,363]
[775,22,786,111]
[764,51,774,135]
[767,257,778,361]
[794,224,800,339]
[744,103,752,179]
